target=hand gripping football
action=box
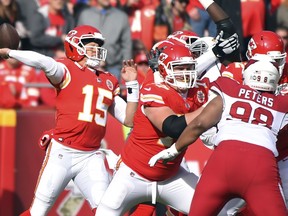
[0,23,20,49]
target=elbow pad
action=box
[162,115,187,139]
[215,18,236,38]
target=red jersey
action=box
[0,60,39,107]
[220,61,245,83]
[0,81,16,108]
[52,58,119,151]
[279,62,288,84]
[276,82,288,161]
[121,81,208,181]
[241,0,265,37]
[129,5,156,50]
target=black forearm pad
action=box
[162,115,187,139]
[215,18,236,38]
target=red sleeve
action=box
[140,83,168,108]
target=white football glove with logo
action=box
[148,144,180,167]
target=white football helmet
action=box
[243,54,280,92]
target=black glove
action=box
[147,47,163,73]
[212,30,240,58]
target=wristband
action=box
[125,80,139,102]
[199,0,214,10]
[170,143,180,156]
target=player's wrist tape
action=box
[170,143,180,156]
[199,0,214,10]
[125,80,139,102]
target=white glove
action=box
[200,126,218,149]
[213,31,239,57]
[148,144,180,167]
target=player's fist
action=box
[38,129,54,151]
[148,144,180,167]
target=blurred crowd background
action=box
[0,0,288,109]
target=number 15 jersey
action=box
[52,58,119,151]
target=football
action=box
[0,23,20,49]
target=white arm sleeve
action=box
[196,50,218,78]
[9,50,65,85]
[109,95,127,125]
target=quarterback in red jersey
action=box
[150,55,288,216]
[0,25,139,216]
[96,44,208,215]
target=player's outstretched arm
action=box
[0,48,65,85]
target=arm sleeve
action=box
[196,50,218,77]
[9,50,65,85]
[109,95,127,125]
[162,115,187,139]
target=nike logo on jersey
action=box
[144,87,151,91]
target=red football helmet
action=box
[64,25,107,67]
[167,30,199,47]
[152,39,176,51]
[246,31,286,75]
[158,44,197,90]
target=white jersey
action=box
[211,77,288,157]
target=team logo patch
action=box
[106,80,114,90]
[197,90,205,103]
[248,38,257,50]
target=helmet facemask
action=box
[78,38,107,68]
[65,31,107,68]
[266,51,286,76]
[160,58,197,91]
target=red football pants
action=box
[189,140,287,216]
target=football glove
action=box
[212,30,239,58]
[148,143,180,167]
[147,47,163,72]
